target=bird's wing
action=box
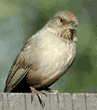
[4,39,33,92]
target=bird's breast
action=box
[26,35,76,88]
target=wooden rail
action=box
[0,93,97,110]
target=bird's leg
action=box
[45,87,59,93]
[29,86,47,108]
[30,86,47,96]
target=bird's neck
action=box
[47,27,77,44]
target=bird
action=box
[4,11,78,106]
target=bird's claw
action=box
[30,86,46,108]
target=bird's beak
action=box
[67,22,76,31]
[67,22,77,42]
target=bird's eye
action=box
[60,18,64,23]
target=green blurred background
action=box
[0,0,97,93]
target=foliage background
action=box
[0,0,97,93]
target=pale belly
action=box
[26,38,76,88]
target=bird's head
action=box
[47,11,78,42]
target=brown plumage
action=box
[4,11,78,105]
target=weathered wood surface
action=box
[0,93,97,110]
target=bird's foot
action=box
[45,87,59,93]
[30,86,47,108]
